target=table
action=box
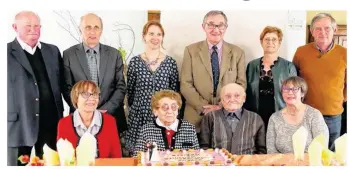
[95,158,137,166]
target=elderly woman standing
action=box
[57,80,122,158]
[245,26,297,128]
[134,90,199,154]
[266,76,329,154]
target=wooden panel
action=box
[148,10,161,22]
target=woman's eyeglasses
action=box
[282,87,300,93]
[158,104,179,111]
[80,92,100,99]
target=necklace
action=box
[144,52,160,66]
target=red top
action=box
[165,129,175,147]
[57,113,122,158]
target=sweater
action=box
[266,105,329,154]
[293,43,346,116]
[200,108,266,155]
[57,113,121,158]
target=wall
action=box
[161,10,307,73]
[7,10,147,116]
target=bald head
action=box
[14,11,40,24]
[220,83,246,112]
[12,11,41,48]
[79,13,103,48]
[220,83,245,98]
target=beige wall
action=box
[307,11,347,25]
[306,11,346,43]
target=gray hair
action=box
[310,13,337,30]
[202,10,228,25]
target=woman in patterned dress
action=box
[134,90,199,155]
[125,21,179,156]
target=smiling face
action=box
[282,83,304,105]
[154,97,179,125]
[143,25,163,50]
[221,83,246,112]
[261,32,281,54]
[12,11,41,47]
[80,13,103,48]
[77,87,100,114]
[202,14,227,45]
[311,17,336,47]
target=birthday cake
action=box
[137,148,237,166]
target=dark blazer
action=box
[7,39,64,147]
[62,43,127,133]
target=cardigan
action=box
[133,119,199,156]
[293,42,347,116]
[57,113,122,158]
[200,108,266,155]
[245,57,297,114]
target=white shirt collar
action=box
[16,37,41,55]
[73,109,102,129]
[155,118,179,131]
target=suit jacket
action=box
[7,39,64,147]
[63,43,127,133]
[180,40,246,132]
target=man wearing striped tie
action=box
[181,10,246,143]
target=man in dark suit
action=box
[7,11,64,166]
[62,13,127,137]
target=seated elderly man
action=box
[200,83,266,154]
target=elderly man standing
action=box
[181,11,246,138]
[200,83,266,155]
[63,13,127,138]
[293,13,347,151]
[7,11,64,165]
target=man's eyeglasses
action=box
[158,104,179,111]
[263,38,279,43]
[282,87,300,93]
[223,93,242,100]
[205,23,227,30]
[80,92,100,99]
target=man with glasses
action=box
[181,11,246,141]
[200,83,266,154]
[293,13,346,151]
[62,13,127,145]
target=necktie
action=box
[211,45,220,97]
[228,113,240,132]
[87,49,99,85]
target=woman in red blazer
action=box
[57,80,121,158]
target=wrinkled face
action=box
[311,17,336,47]
[261,32,281,54]
[221,89,245,112]
[80,14,102,47]
[12,12,41,47]
[143,25,163,50]
[77,87,100,113]
[154,97,179,125]
[281,83,304,105]
[202,14,227,44]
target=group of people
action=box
[7,10,346,166]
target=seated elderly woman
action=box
[57,80,122,158]
[200,83,266,155]
[134,90,199,155]
[267,76,329,154]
